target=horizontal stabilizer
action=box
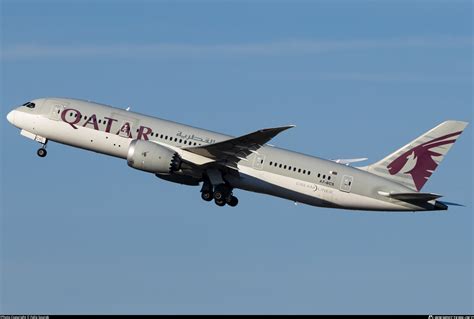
[378,191,443,201]
[438,201,465,207]
[332,158,368,165]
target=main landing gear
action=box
[200,181,238,207]
[37,140,48,158]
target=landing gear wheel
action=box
[214,190,224,200]
[213,184,230,202]
[37,148,47,157]
[228,196,238,207]
[213,190,224,201]
[215,198,226,207]
[201,190,214,202]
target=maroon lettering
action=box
[83,114,99,130]
[137,126,152,140]
[61,108,82,129]
[117,122,132,138]
[104,117,118,133]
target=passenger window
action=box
[293,167,296,172]
[303,170,306,174]
[308,171,311,175]
[298,169,301,173]
[328,176,331,180]
[288,166,292,170]
[284,165,287,169]
[270,161,273,166]
[323,175,326,179]
[279,164,282,168]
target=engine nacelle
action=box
[127,139,181,174]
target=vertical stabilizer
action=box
[360,121,468,191]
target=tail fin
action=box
[360,120,468,191]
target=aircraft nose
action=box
[7,110,16,125]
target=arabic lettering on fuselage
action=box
[176,131,216,144]
[60,108,215,144]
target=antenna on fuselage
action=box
[125,106,131,111]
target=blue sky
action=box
[1,0,472,314]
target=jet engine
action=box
[127,139,181,174]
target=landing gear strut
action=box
[37,140,48,158]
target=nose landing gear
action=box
[37,148,47,157]
[37,140,48,158]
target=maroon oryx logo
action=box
[386,131,462,191]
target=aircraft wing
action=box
[183,125,294,167]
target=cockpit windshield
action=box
[22,102,36,109]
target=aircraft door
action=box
[49,100,69,121]
[253,154,266,170]
[340,175,353,193]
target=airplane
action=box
[6,97,468,211]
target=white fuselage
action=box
[7,97,442,211]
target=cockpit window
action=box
[22,102,36,108]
